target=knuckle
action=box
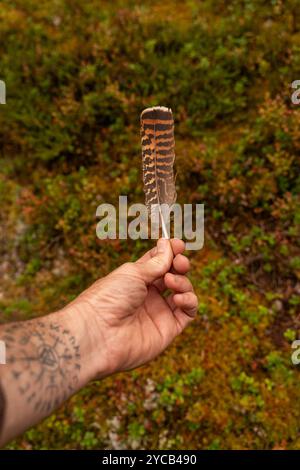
[152,255,168,271]
[191,293,198,306]
[121,261,139,278]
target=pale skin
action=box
[0,238,197,446]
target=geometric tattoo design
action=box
[1,320,81,415]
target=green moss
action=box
[1,0,300,450]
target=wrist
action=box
[60,300,112,384]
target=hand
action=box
[0,239,198,445]
[72,239,198,377]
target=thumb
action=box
[136,238,173,284]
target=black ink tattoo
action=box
[2,320,81,415]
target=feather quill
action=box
[140,106,177,238]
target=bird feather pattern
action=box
[140,106,177,238]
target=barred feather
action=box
[140,106,177,238]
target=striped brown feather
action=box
[140,106,177,217]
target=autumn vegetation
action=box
[1,0,300,449]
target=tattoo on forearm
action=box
[1,320,81,415]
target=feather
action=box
[140,106,177,238]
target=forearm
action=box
[0,239,197,447]
[0,304,107,446]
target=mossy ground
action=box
[1,0,300,449]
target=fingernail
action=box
[157,238,168,253]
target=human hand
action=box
[0,239,197,445]
[71,239,198,378]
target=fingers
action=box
[163,289,197,334]
[136,240,197,339]
[153,254,190,292]
[173,292,198,318]
[152,250,190,293]
[164,272,193,293]
[137,238,185,264]
[135,239,192,300]
[136,238,173,284]
[170,239,186,256]
[172,254,190,275]
[164,272,198,319]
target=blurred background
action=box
[1,0,300,450]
